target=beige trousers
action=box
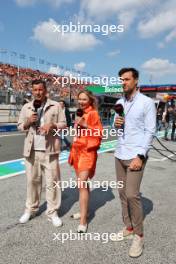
[115,158,147,235]
[25,151,61,217]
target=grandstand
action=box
[0,62,89,105]
[0,50,175,125]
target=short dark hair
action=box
[32,79,47,90]
[118,68,139,79]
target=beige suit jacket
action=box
[18,99,66,157]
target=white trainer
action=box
[129,234,144,258]
[49,215,63,227]
[19,212,32,224]
[77,224,88,233]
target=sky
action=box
[0,0,176,85]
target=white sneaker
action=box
[49,215,63,227]
[111,227,134,242]
[129,234,144,258]
[19,212,32,224]
[77,224,88,233]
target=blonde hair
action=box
[78,90,97,109]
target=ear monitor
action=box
[76,108,84,117]
[114,104,124,116]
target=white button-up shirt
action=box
[114,91,156,160]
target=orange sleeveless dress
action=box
[68,106,103,178]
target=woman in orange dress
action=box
[68,90,103,233]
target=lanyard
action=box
[123,92,138,118]
[36,101,46,127]
[121,92,138,139]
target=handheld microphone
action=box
[114,104,124,130]
[75,108,84,129]
[114,104,124,116]
[76,108,84,117]
[73,108,84,142]
[33,99,42,112]
[33,99,42,128]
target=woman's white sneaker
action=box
[77,224,88,233]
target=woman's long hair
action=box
[77,90,97,109]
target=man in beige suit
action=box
[18,79,66,227]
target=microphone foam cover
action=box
[76,108,84,117]
[114,104,124,115]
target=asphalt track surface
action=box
[0,131,176,264]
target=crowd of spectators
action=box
[1,63,176,137]
[0,63,89,102]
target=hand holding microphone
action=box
[74,108,83,126]
[74,108,87,128]
[114,104,125,129]
[115,116,124,128]
[73,108,86,142]
[24,100,41,130]
[27,113,38,125]
[33,99,42,127]
[24,113,38,130]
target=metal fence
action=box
[0,90,25,105]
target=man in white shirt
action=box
[112,68,156,258]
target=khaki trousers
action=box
[25,151,61,217]
[115,158,146,235]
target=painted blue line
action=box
[0,131,169,180]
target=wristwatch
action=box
[137,154,145,161]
